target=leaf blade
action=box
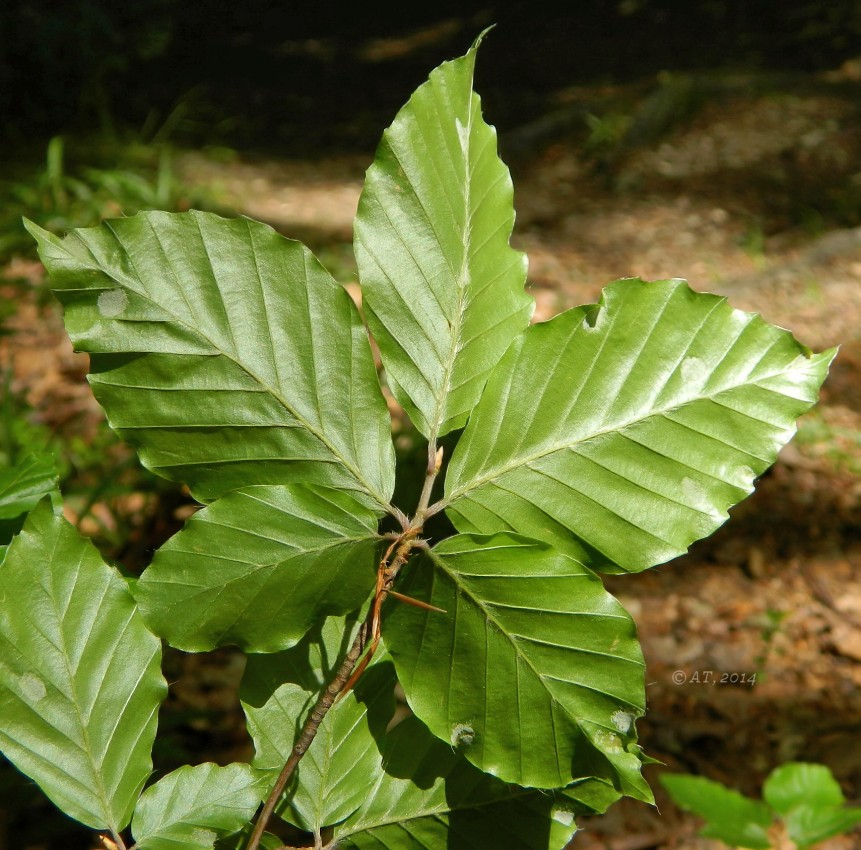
[355,35,532,440]
[26,212,395,509]
[132,763,266,850]
[0,500,166,833]
[445,278,835,572]
[383,533,649,793]
[136,484,380,652]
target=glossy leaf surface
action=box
[132,763,266,850]
[0,501,166,833]
[384,533,649,793]
[136,484,380,652]
[445,278,835,572]
[26,213,395,510]
[355,33,532,440]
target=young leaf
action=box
[763,762,845,814]
[131,763,267,850]
[444,278,835,573]
[763,763,861,849]
[383,533,649,794]
[354,33,532,441]
[660,774,773,850]
[782,806,861,850]
[0,500,166,835]
[334,717,612,850]
[25,212,395,510]
[135,484,381,652]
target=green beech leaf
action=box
[661,774,773,849]
[136,484,381,652]
[444,278,835,573]
[354,32,532,440]
[0,500,166,834]
[383,533,649,793]
[0,453,60,549]
[335,716,616,850]
[25,212,395,510]
[131,763,266,850]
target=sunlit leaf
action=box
[25,212,395,510]
[132,763,266,850]
[355,31,532,441]
[0,500,166,833]
[384,533,649,793]
[445,278,835,572]
[136,484,380,652]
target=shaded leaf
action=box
[445,278,835,573]
[383,533,649,793]
[136,484,380,652]
[661,774,773,849]
[132,763,266,850]
[26,212,395,509]
[335,715,619,850]
[0,452,59,521]
[0,453,60,547]
[0,500,166,833]
[355,32,532,440]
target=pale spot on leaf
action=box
[19,672,46,701]
[97,289,129,318]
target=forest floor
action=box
[3,65,861,850]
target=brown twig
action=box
[247,439,447,849]
[246,532,417,850]
[245,618,370,850]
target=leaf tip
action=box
[470,24,497,53]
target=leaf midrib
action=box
[72,224,391,512]
[425,87,476,443]
[444,361,809,507]
[46,539,126,833]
